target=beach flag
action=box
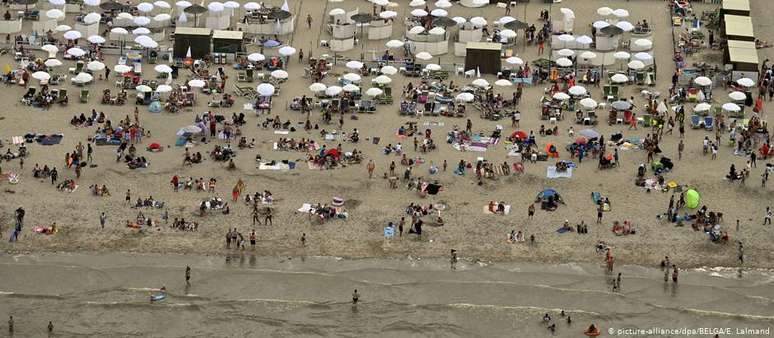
[178,12,187,23]
[186,46,192,58]
[476,66,480,78]
[281,0,289,12]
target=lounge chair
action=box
[704,116,714,131]
[690,115,702,129]
[80,89,89,103]
[68,61,84,75]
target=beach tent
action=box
[684,189,700,209]
[536,188,559,201]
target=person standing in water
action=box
[352,289,359,304]
[450,249,457,270]
[185,266,191,285]
[47,321,53,334]
[8,316,13,334]
[672,265,679,284]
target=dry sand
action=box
[0,0,772,271]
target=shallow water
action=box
[0,252,772,337]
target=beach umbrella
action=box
[223,0,238,9]
[722,102,741,112]
[693,76,712,87]
[385,40,404,49]
[114,64,132,73]
[612,8,630,18]
[634,52,652,61]
[555,57,573,67]
[579,129,600,139]
[309,83,326,92]
[425,63,442,71]
[87,35,106,44]
[634,39,652,49]
[580,98,597,109]
[409,0,425,6]
[135,35,158,48]
[373,75,392,84]
[568,86,587,96]
[132,27,151,35]
[156,84,172,93]
[154,1,170,8]
[472,78,489,87]
[188,79,205,88]
[494,79,512,87]
[557,48,574,57]
[136,84,152,92]
[455,92,474,102]
[505,56,524,65]
[694,102,711,112]
[111,27,128,35]
[325,85,342,96]
[596,7,613,16]
[328,8,344,15]
[278,46,296,56]
[503,19,528,31]
[411,9,427,17]
[117,12,133,20]
[44,59,63,67]
[579,51,597,60]
[415,52,432,60]
[729,91,746,101]
[557,34,574,42]
[271,69,288,79]
[137,2,153,12]
[32,71,50,81]
[84,0,100,6]
[684,189,700,209]
[737,77,755,87]
[611,73,628,83]
[342,73,361,83]
[41,44,59,55]
[134,16,151,26]
[613,51,631,60]
[343,84,360,92]
[48,0,65,5]
[500,29,517,39]
[452,16,466,25]
[244,2,260,10]
[72,72,93,83]
[371,0,388,5]
[55,24,71,32]
[207,2,224,12]
[435,0,451,8]
[83,12,101,24]
[154,64,172,73]
[627,60,645,70]
[611,100,632,110]
[100,1,125,10]
[346,60,364,70]
[428,26,446,35]
[267,9,291,20]
[379,10,397,19]
[470,16,487,26]
[409,26,425,34]
[86,60,105,71]
[616,21,634,32]
[175,0,191,8]
[247,53,265,62]
[177,125,202,136]
[592,20,610,29]
[256,83,274,96]
[154,13,171,21]
[499,16,516,24]
[600,25,624,36]
[46,9,65,20]
[63,30,82,40]
[66,47,86,57]
[576,35,593,45]
[380,65,397,75]
[553,92,570,101]
[430,9,447,17]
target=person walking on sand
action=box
[232,178,245,202]
[367,160,375,179]
[100,212,106,229]
[616,273,622,290]
[450,249,457,270]
[738,241,744,264]
[125,189,131,205]
[185,266,191,285]
[677,139,684,160]
[527,203,535,219]
[252,206,261,226]
[306,14,313,29]
[264,208,273,226]
[764,207,772,225]
[300,233,306,246]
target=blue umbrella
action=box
[538,188,558,199]
[263,39,280,48]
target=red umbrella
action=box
[149,142,161,150]
[575,137,588,144]
[511,130,528,140]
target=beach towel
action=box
[482,205,511,215]
[12,136,23,145]
[307,162,323,170]
[591,192,601,204]
[258,161,295,170]
[556,227,572,234]
[546,166,573,178]
[37,134,64,145]
[372,137,380,145]
[297,203,313,213]
[384,227,395,238]
[274,130,290,135]
[422,121,445,127]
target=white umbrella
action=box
[597,7,613,16]
[117,12,134,20]
[188,79,206,88]
[132,27,151,35]
[435,0,451,8]
[63,30,82,40]
[32,71,51,81]
[494,79,512,87]
[694,102,711,112]
[627,60,645,70]
[611,73,628,83]
[114,64,132,73]
[83,12,101,24]
[46,9,65,20]
[154,1,171,8]
[425,63,441,71]
[44,59,63,67]
[452,16,466,25]
[244,2,260,10]
[373,75,392,84]
[557,34,574,42]
[415,52,432,60]
[379,11,397,19]
[385,40,404,49]
[111,27,128,35]
[154,13,171,22]
[612,8,630,18]
[430,9,447,17]
[87,35,106,44]
[592,20,610,29]
[177,125,201,136]
[505,56,524,65]
[328,8,345,15]
[325,85,342,96]
[472,78,489,87]
[580,97,598,109]
[257,83,275,96]
[343,73,361,82]
[271,69,288,79]
[579,51,597,59]
[500,29,517,39]
[278,46,296,56]
[66,47,86,57]
[456,92,474,102]
[553,92,570,101]
[136,84,153,92]
[49,0,65,5]
[613,51,631,60]
[428,27,446,35]
[343,84,360,92]
[346,60,363,69]
[55,25,71,32]
[86,60,105,71]
[154,64,172,73]
[568,86,587,96]
[737,78,755,87]
[223,1,239,9]
[616,21,634,32]
[84,0,101,6]
[633,52,652,61]
[175,0,191,8]
[41,44,59,54]
[555,57,573,67]
[156,84,173,93]
[409,0,425,7]
[247,53,265,62]
[722,102,741,112]
[380,65,397,75]
[576,35,593,45]
[693,76,712,86]
[371,0,388,6]
[135,35,158,48]
[207,2,224,12]
[728,91,746,101]
[309,83,326,92]
[498,16,516,24]
[73,72,93,83]
[409,26,425,34]
[634,39,652,49]
[470,17,487,26]
[137,2,154,12]
[557,49,574,57]
[411,9,428,17]
[134,16,151,26]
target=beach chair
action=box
[55,89,68,105]
[704,116,714,131]
[80,89,89,103]
[68,61,84,75]
[690,115,702,129]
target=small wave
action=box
[448,303,601,316]
[680,307,774,321]
[0,291,14,295]
[231,298,318,305]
